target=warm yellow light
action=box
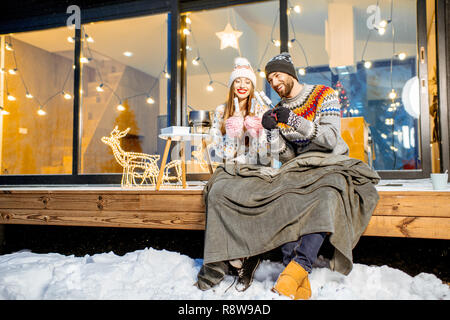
[7,94,16,101]
[364,61,372,69]
[26,92,33,99]
[183,28,191,35]
[293,5,301,13]
[378,27,386,35]
[123,51,133,57]
[86,35,94,43]
[379,20,388,28]
[67,36,74,43]
[192,58,200,66]
[80,57,90,63]
[96,84,104,92]
[398,52,407,60]
[63,92,72,100]
[117,104,125,111]
[388,89,397,100]
[164,72,170,79]
[5,43,13,51]
[185,17,191,24]
[8,68,17,75]
[206,84,214,92]
[259,70,265,78]
[273,39,281,47]
[1,109,9,115]
[37,108,46,116]
[146,96,155,104]
[298,68,306,76]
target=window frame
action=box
[0,0,436,185]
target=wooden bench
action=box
[0,183,449,240]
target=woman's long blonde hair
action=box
[220,81,255,135]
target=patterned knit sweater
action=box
[268,83,349,163]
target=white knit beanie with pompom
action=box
[228,57,257,88]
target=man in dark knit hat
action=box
[262,52,350,300]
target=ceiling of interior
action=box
[7,0,417,78]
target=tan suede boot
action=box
[272,260,311,300]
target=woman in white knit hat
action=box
[209,57,269,164]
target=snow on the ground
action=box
[0,247,448,300]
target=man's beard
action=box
[276,77,294,98]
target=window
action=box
[287,0,425,172]
[0,27,75,175]
[184,0,279,172]
[79,14,168,174]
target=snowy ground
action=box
[0,247,448,300]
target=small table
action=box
[156,133,214,190]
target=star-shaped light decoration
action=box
[215,23,242,50]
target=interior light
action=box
[96,84,104,92]
[146,96,155,104]
[117,103,125,111]
[37,107,46,116]
[388,89,397,100]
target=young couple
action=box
[198,52,380,300]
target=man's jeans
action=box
[281,232,327,273]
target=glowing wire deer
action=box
[101,126,182,187]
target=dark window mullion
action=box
[72,26,82,176]
[279,0,288,53]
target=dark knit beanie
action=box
[264,52,298,81]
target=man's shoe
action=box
[235,256,261,292]
[272,260,311,300]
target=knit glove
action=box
[273,106,292,124]
[225,116,244,138]
[244,115,264,138]
[261,110,278,130]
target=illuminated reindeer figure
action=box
[101,126,182,187]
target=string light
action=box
[272,39,281,47]
[117,102,125,111]
[5,42,13,51]
[183,28,191,35]
[363,60,372,69]
[96,84,104,92]
[164,71,170,79]
[37,107,46,116]
[123,51,133,57]
[7,93,16,101]
[67,36,75,43]
[397,52,406,60]
[388,89,397,100]
[62,91,72,100]
[185,16,191,24]
[257,69,265,78]
[146,96,155,104]
[192,57,200,66]
[26,92,33,99]
[206,81,214,92]
[8,68,18,75]
[298,68,306,76]
[80,56,90,63]
[0,106,9,115]
[86,35,94,43]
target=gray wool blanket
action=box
[196,152,380,290]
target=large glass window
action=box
[185,0,279,172]
[0,27,75,175]
[79,14,168,174]
[287,0,421,170]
